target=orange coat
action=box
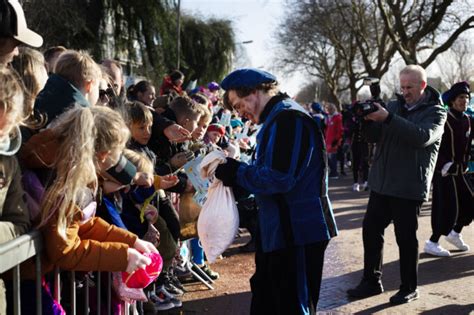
[42,210,137,272]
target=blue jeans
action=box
[190,238,205,265]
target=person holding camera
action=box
[347,65,447,304]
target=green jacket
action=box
[366,86,447,201]
[0,128,30,244]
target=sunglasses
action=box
[99,87,116,99]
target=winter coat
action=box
[34,74,90,127]
[365,86,447,201]
[325,113,343,153]
[0,127,30,244]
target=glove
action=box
[215,158,242,187]
[446,163,459,175]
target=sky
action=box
[180,0,305,96]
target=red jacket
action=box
[325,113,343,153]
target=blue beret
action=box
[442,81,470,105]
[220,68,277,91]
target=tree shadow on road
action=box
[178,291,251,315]
[419,303,474,314]
[319,253,474,313]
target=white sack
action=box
[197,150,239,263]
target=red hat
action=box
[207,123,225,136]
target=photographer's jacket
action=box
[365,86,447,201]
[235,94,337,253]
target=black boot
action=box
[347,279,384,298]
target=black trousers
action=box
[351,141,369,183]
[362,191,422,291]
[250,232,329,315]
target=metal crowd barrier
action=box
[0,230,134,315]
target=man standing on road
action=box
[347,65,447,304]
[214,68,338,315]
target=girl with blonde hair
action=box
[37,105,157,273]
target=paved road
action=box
[162,174,474,315]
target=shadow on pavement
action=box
[178,291,251,315]
[419,303,474,314]
[319,252,473,312]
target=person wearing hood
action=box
[424,81,473,257]
[34,49,102,127]
[347,65,447,304]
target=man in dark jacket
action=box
[347,65,447,304]
[215,68,337,315]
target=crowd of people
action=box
[0,1,472,315]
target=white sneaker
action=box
[445,231,470,251]
[424,240,450,257]
[352,183,360,192]
[361,181,369,191]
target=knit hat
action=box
[207,123,225,136]
[220,68,277,91]
[207,81,220,91]
[311,102,323,112]
[442,81,470,106]
[230,119,244,129]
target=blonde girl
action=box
[38,105,156,274]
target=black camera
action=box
[352,77,385,117]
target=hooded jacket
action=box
[365,86,447,201]
[34,74,90,127]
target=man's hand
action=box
[215,158,242,187]
[170,151,194,168]
[365,103,389,122]
[164,124,191,142]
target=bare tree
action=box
[437,38,474,86]
[377,0,474,67]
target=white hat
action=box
[7,0,43,47]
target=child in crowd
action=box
[37,106,156,274]
[34,50,102,126]
[153,96,201,194]
[204,123,225,145]
[124,101,186,307]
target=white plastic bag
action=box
[197,151,239,263]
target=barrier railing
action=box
[0,231,132,315]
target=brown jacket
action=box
[0,155,30,244]
[0,127,30,244]
[42,211,137,272]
